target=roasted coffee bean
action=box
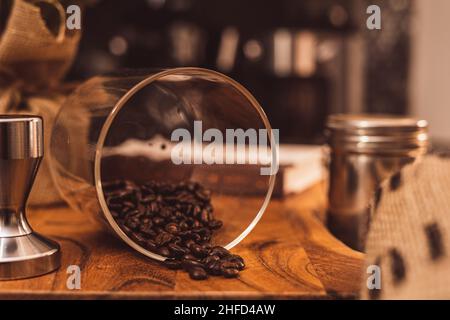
[179,221,189,231]
[201,244,212,255]
[186,182,197,191]
[179,231,192,240]
[160,207,172,218]
[164,195,178,204]
[190,233,202,243]
[126,209,141,218]
[144,229,156,238]
[208,220,223,230]
[228,254,244,263]
[141,194,156,203]
[172,236,182,244]
[130,232,147,245]
[222,267,239,278]
[155,232,173,247]
[163,258,182,270]
[184,239,196,249]
[144,208,155,217]
[158,246,171,257]
[206,261,222,276]
[139,222,153,235]
[227,255,245,270]
[106,196,123,207]
[108,203,124,212]
[189,267,208,280]
[220,261,239,270]
[119,223,132,234]
[140,217,151,224]
[155,227,166,234]
[174,210,183,218]
[196,227,210,237]
[153,216,165,226]
[168,243,187,257]
[190,244,208,259]
[124,217,140,230]
[108,179,245,281]
[165,223,180,234]
[195,189,211,202]
[192,220,202,229]
[192,206,202,217]
[122,200,136,209]
[200,210,210,223]
[103,180,127,193]
[122,206,136,215]
[182,258,204,270]
[182,253,197,261]
[117,191,136,203]
[233,261,245,271]
[145,240,157,251]
[149,201,159,212]
[106,191,128,203]
[204,255,221,265]
[198,229,211,242]
[179,194,195,204]
[210,246,230,258]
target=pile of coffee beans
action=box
[103,179,245,280]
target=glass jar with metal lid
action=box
[326,114,429,251]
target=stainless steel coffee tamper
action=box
[0,115,60,280]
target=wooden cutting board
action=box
[0,184,364,299]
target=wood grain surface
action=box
[0,184,364,299]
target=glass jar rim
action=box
[94,67,277,261]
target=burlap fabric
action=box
[0,0,81,205]
[362,154,450,299]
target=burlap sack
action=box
[362,154,450,299]
[0,0,81,205]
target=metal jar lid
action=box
[326,114,429,155]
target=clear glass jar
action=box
[50,68,276,261]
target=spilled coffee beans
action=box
[104,180,245,280]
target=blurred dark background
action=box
[67,0,412,144]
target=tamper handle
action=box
[0,115,60,280]
[0,115,43,237]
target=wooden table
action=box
[0,184,364,299]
